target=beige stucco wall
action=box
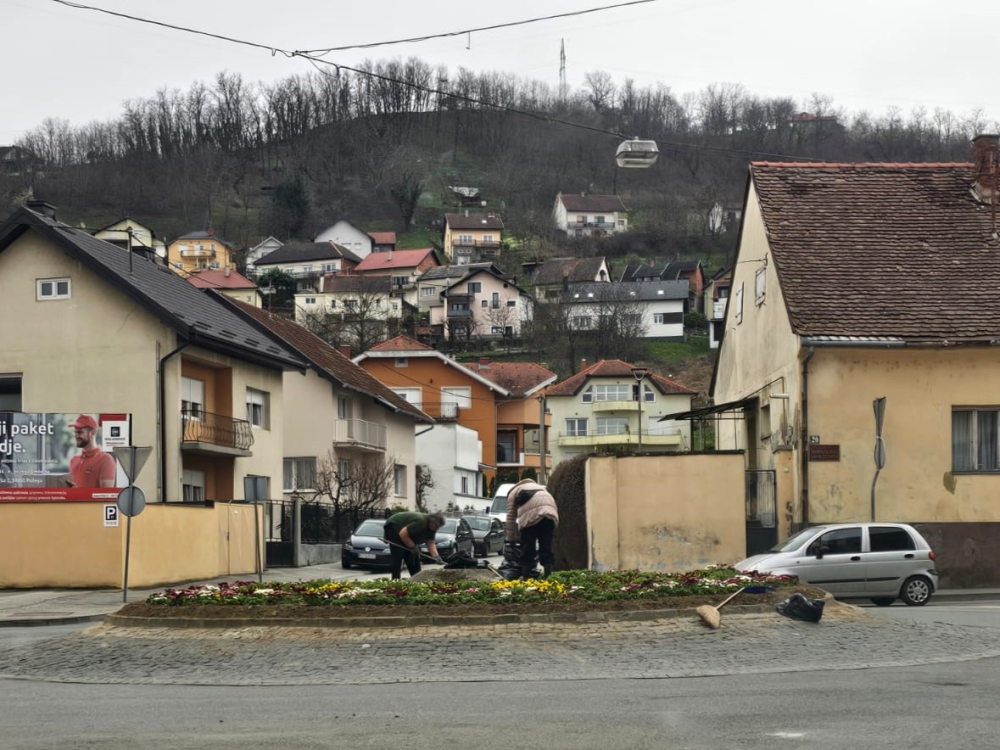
[806,346,1000,524]
[0,501,261,588]
[585,454,745,571]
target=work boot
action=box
[542,564,552,579]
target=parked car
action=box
[423,516,475,560]
[462,514,505,557]
[341,518,390,570]
[489,483,516,523]
[735,522,939,606]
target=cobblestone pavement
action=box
[3,607,1000,686]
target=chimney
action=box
[479,357,490,370]
[581,358,588,371]
[339,345,352,358]
[224,265,231,278]
[26,200,56,220]
[972,134,999,196]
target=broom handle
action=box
[716,587,746,611]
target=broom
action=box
[696,586,746,629]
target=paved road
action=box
[863,599,1000,629]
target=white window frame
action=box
[952,407,1000,472]
[565,418,589,437]
[182,376,205,420]
[441,386,472,410]
[182,469,206,503]
[596,416,629,435]
[36,278,71,300]
[394,464,406,496]
[246,388,269,429]
[391,387,422,408]
[337,395,351,419]
[283,457,317,492]
[421,287,436,297]
[395,357,408,368]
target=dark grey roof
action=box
[531,257,608,286]
[257,242,362,266]
[566,280,688,302]
[0,207,306,370]
[176,230,235,248]
[418,263,499,281]
[663,260,701,279]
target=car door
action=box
[797,526,867,597]
[488,518,504,552]
[457,519,475,554]
[865,526,918,596]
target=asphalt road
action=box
[861,597,1000,629]
[0,658,996,749]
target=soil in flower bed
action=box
[115,585,831,621]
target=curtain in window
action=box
[978,411,998,471]
[952,411,973,471]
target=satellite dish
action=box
[616,139,659,168]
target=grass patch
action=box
[647,337,710,361]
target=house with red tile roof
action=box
[353,247,439,306]
[545,359,696,467]
[187,267,261,307]
[368,231,397,252]
[223,300,432,536]
[442,211,504,263]
[710,136,1000,584]
[553,192,628,237]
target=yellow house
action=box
[0,202,306,588]
[442,211,504,264]
[187,267,262,307]
[167,229,235,276]
[710,135,1000,587]
[92,216,166,261]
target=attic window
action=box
[36,278,70,300]
[657,289,664,295]
[395,357,408,368]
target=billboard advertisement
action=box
[0,413,132,502]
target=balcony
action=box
[181,409,253,457]
[332,418,386,453]
[497,450,525,467]
[557,427,683,449]
[180,248,215,258]
[437,402,459,421]
[451,239,502,248]
[591,400,639,413]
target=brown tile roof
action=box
[369,335,435,352]
[545,359,696,397]
[462,361,556,397]
[187,269,257,289]
[751,161,1000,340]
[369,231,397,245]
[557,193,626,213]
[531,257,608,286]
[354,248,434,272]
[223,301,432,423]
[445,212,504,230]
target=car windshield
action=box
[490,497,507,514]
[354,520,385,537]
[768,527,824,553]
[439,519,458,534]
[464,517,490,531]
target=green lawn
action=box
[647,336,710,361]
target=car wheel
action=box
[341,559,351,570]
[900,576,932,606]
[870,597,895,607]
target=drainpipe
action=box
[800,346,815,529]
[159,334,193,503]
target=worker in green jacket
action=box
[384,511,445,580]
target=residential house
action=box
[0,145,33,176]
[369,232,397,253]
[442,211,504,264]
[564,280,688,340]
[245,236,283,275]
[223,300,432,521]
[353,247,439,307]
[704,267,732,349]
[621,260,704,313]
[525,256,611,302]
[92,217,166,261]
[419,422,487,512]
[166,229,236,276]
[545,359,696,468]
[254,241,362,292]
[414,263,500,315]
[448,185,483,207]
[463,358,556,480]
[707,202,743,235]
[187,268,262,307]
[710,136,1000,586]
[428,265,531,342]
[314,220,375,259]
[295,275,402,351]
[0,202,306,587]
[552,192,628,237]
[354,335,512,487]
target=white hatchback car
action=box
[736,522,939,606]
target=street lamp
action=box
[631,367,649,452]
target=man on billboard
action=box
[68,415,116,488]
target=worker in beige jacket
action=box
[505,478,559,579]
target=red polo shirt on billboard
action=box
[69,448,117,488]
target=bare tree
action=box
[415,464,433,513]
[314,449,397,530]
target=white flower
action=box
[254,588,274,595]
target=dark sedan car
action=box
[341,518,391,570]
[423,517,475,560]
[462,515,505,557]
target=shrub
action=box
[547,455,588,571]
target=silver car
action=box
[736,522,939,606]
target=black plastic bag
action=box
[498,542,523,580]
[441,549,481,569]
[775,593,825,623]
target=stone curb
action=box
[0,613,107,628]
[103,603,777,630]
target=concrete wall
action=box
[0,501,261,588]
[418,423,485,512]
[585,453,745,572]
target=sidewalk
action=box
[2,565,998,627]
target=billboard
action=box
[0,413,132,502]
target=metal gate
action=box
[745,470,777,557]
[263,500,294,568]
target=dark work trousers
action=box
[519,517,555,579]
[385,525,421,580]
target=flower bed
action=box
[146,568,795,608]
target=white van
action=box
[488,483,517,523]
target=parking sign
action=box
[104,504,119,527]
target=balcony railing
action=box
[438,402,459,420]
[332,418,386,452]
[180,248,215,258]
[556,426,683,448]
[452,239,502,248]
[182,409,254,455]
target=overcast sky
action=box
[3,0,998,142]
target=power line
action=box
[301,0,659,55]
[49,0,824,163]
